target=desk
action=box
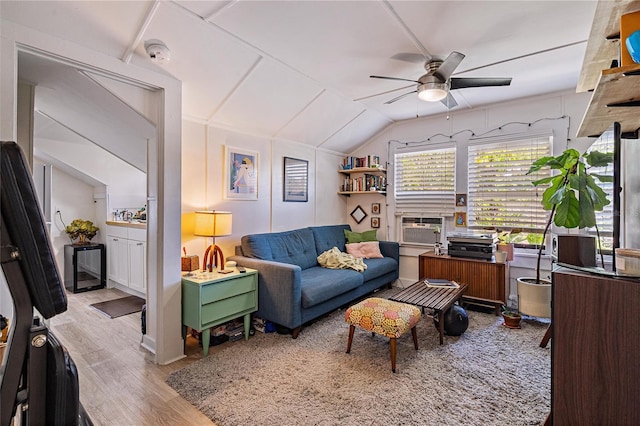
[181,268,258,356]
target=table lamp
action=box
[194,211,232,272]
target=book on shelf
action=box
[341,155,381,170]
[424,279,459,288]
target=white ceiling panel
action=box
[276,91,371,147]
[2,0,152,59]
[212,59,323,136]
[137,1,262,121]
[321,109,391,153]
[210,1,417,100]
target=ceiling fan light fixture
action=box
[418,82,447,102]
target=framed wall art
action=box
[225,146,258,200]
[371,203,380,214]
[456,193,467,207]
[371,217,380,228]
[350,205,367,224]
[283,157,308,202]
[454,211,467,227]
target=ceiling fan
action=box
[370,51,512,108]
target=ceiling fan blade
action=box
[433,51,465,81]
[384,90,418,104]
[391,52,426,63]
[370,75,420,84]
[450,77,512,90]
[440,92,458,109]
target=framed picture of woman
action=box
[225,146,258,200]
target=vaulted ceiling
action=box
[2,1,597,154]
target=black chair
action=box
[0,141,92,426]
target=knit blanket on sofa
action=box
[317,247,367,272]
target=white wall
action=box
[181,120,346,260]
[49,167,101,275]
[353,89,594,300]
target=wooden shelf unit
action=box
[418,252,505,314]
[551,267,640,424]
[577,0,640,138]
[338,167,387,195]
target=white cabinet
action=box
[127,238,146,293]
[107,225,146,294]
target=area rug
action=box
[167,289,550,426]
[89,295,145,319]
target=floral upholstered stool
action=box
[345,297,421,373]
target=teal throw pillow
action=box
[344,229,378,244]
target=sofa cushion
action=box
[300,266,364,308]
[241,228,318,270]
[309,224,350,254]
[344,229,378,244]
[345,241,384,259]
[362,257,399,282]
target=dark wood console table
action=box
[550,267,640,424]
[418,252,505,314]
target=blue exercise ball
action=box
[433,304,469,336]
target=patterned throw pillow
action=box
[345,241,384,259]
[344,229,378,244]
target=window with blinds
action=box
[394,147,456,215]
[467,136,552,232]
[586,131,614,251]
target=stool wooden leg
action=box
[411,326,419,350]
[346,325,355,353]
[390,337,397,373]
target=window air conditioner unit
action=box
[400,216,444,246]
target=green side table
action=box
[181,268,258,356]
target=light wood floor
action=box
[49,287,221,426]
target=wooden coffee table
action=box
[390,280,468,345]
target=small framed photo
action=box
[371,217,380,228]
[350,205,367,224]
[371,203,380,214]
[456,194,467,207]
[454,212,467,227]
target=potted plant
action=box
[517,148,613,316]
[501,305,522,329]
[496,229,526,261]
[65,218,99,244]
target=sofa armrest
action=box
[379,240,399,262]
[227,255,303,329]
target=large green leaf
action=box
[541,179,564,210]
[585,150,614,167]
[554,190,580,228]
[578,193,597,228]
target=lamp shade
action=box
[194,211,232,237]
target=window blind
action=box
[467,136,552,231]
[394,147,456,215]
[587,132,614,237]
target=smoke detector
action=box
[144,40,171,65]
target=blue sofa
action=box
[228,224,399,338]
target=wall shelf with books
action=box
[338,168,387,196]
[338,155,387,196]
